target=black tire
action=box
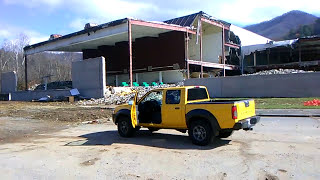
[117,116,135,137]
[148,127,160,132]
[189,119,213,146]
[134,126,141,131]
[218,130,234,138]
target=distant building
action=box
[242,36,320,72]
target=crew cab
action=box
[112,86,260,146]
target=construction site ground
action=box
[0,101,319,179]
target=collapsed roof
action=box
[242,35,320,56]
[23,11,231,55]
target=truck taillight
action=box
[232,106,238,119]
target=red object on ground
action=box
[303,99,320,106]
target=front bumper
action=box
[233,116,260,130]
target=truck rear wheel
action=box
[117,116,135,137]
[218,130,233,138]
[189,120,213,146]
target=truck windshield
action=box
[187,88,208,101]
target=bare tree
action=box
[1,32,81,91]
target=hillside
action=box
[245,10,318,40]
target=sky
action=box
[0,0,319,45]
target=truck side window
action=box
[166,90,181,104]
[140,91,163,105]
[187,88,208,101]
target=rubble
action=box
[78,83,183,105]
[243,69,313,76]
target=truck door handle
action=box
[175,107,180,110]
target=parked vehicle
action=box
[113,86,260,145]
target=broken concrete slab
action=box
[1,71,17,93]
[72,57,106,99]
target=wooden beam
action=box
[130,19,196,34]
[187,60,237,70]
[222,25,226,77]
[225,42,240,49]
[185,32,190,79]
[200,20,203,78]
[200,18,230,30]
[128,20,133,87]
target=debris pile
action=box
[243,69,313,76]
[78,83,183,105]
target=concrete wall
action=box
[11,90,71,101]
[162,70,184,83]
[189,24,222,63]
[107,70,184,86]
[184,72,320,98]
[1,71,17,93]
[72,57,106,98]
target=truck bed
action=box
[186,99,256,129]
[187,99,254,104]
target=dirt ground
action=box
[0,101,113,144]
[0,102,319,179]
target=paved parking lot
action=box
[0,115,319,179]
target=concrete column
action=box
[1,71,17,93]
[115,75,119,87]
[159,71,163,83]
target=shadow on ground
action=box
[65,130,231,150]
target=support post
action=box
[159,71,163,83]
[115,75,119,87]
[241,54,244,74]
[222,25,226,77]
[128,19,133,87]
[135,73,139,84]
[200,20,203,78]
[267,49,270,65]
[185,32,190,79]
[24,54,28,90]
[253,51,257,66]
[299,44,302,63]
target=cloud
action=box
[3,0,320,39]
[0,23,48,45]
[3,0,63,8]
[5,0,319,27]
[215,0,320,25]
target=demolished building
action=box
[11,11,270,100]
[242,36,320,73]
[23,12,242,88]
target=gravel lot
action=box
[0,102,319,179]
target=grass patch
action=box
[214,97,320,109]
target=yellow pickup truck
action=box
[112,86,260,146]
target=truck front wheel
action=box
[189,120,213,146]
[117,117,135,137]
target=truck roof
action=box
[153,86,206,91]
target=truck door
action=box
[130,92,138,128]
[161,89,185,127]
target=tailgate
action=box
[235,100,256,121]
